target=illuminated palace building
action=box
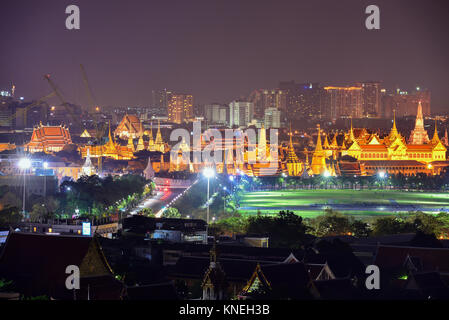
[310,102,448,177]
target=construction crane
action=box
[79,64,106,143]
[4,91,56,127]
[79,65,107,175]
[79,64,95,113]
[43,74,82,128]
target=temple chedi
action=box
[310,124,329,175]
[154,120,166,153]
[285,127,303,176]
[81,148,96,176]
[409,101,430,144]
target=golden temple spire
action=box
[107,121,113,143]
[330,132,338,148]
[286,123,299,162]
[431,119,441,145]
[311,124,327,175]
[149,122,154,141]
[323,132,330,149]
[349,117,356,142]
[315,124,323,152]
[147,122,155,151]
[391,110,398,135]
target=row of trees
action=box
[55,174,150,220]
[209,209,449,248]
[242,170,449,191]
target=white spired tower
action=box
[81,148,96,176]
[409,101,430,144]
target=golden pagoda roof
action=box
[286,129,300,163]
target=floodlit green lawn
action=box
[237,189,449,218]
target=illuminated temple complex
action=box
[25,101,443,178]
[307,103,448,176]
[79,124,135,160]
[80,101,447,177]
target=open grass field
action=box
[237,189,449,219]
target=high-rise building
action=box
[278,81,325,120]
[382,88,431,119]
[248,89,287,119]
[229,101,254,128]
[151,89,170,116]
[167,93,194,124]
[323,86,363,120]
[264,107,281,129]
[0,96,17,128]
[204,103,229,126]
[357,81,381,118]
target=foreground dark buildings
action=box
[1,225,449,300]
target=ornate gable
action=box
[367,134,381,145]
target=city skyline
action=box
[1,0,449,112]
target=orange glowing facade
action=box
[167,93,193,124]
[79,125,134,160]
[114,114,144,139]
[26,123,72,153]
[312,108,448,176]
[324,86,363,119]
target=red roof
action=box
[407,145,433,151]
[26,125,72,151]
[361,145,388,151]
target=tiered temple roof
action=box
[114,114,144,139]
[26,123,72,153]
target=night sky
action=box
[1,0,449,111]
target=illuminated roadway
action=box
[130,188,187,216]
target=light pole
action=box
[378,171,386,199]
[18,158,31,219]
[203,167,215,242]
[223,186,227,214]
[323,170,331,189]
[43,161,48,212]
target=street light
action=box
[18,158,31,217]
[223,186,227,214]
[42,161,49,205]
[377,171,387,194]
[202,167,215,241]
